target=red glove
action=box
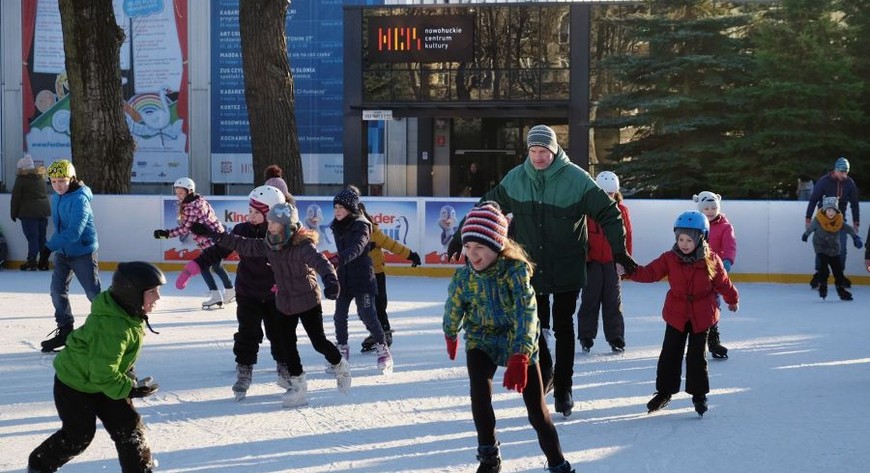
[503,354,530,393]
[445,335,459,360]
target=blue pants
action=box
[50,252,101,327]
[20,217,48,263]
[332,292,385,346]
[199,261,232,291]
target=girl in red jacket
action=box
[577,171,633,353]
[622,211,739,417]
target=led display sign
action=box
[367,15,474,63]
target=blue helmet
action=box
[674,210,710,239]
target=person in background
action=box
[576,171,632,354]
[796,175,814,201]
[693,191,737,359]
[10,154,51,271]
[802,196,862,301]
[39,159,101,353]
[621,211,739,418]
[805,157,859,288]
[264,164,293,202]
[464,162,489,197]
[443,202,574,473]
[27,262,165,473]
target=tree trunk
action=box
[239,0,303,194]
[58,0,134,194]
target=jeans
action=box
[199,261,233,291]
[332,292,385,346]
[20,217,48,263]
[51,252,101,327]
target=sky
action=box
[1,270,868,472]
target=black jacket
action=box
[330,215,377,297]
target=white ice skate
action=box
[376,343,393,375]
[333,358,351,394]
[202,290,223,310]
[232,363,252,401]
[222,287,236,304]
[276,362,292,389]
[281,373,308,408]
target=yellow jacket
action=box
[369,223,412,274]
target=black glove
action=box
[38,247,51,270]
[408,251,421,267]
[153,229,170,239]
[801,233,808,242]
[128,378,159,398]
[614,252,638,276]
[190,223,214,236]
[324,281,339,300]
[446,236,462,261]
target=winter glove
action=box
[328,253,340,268]
[153,229,170,239]
[728,303,739,312]
[128,377,159,398]
[408,251,422,267]
[801,233,809,242]
[853,236,864,249]
[324,281,339,300]
[37,247,51,270]
[445,335,459,360]
[723,259,732,273]
[614,252,638,276]
[502,353,530,393]
[190,223,214,237]
[446,236,463,262]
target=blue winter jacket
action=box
[330,214,378,297]
[805,173,860,224]
[46,181,98,257]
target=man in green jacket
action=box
[449,125,637,417]
[28,262,166,473]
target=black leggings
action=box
[281,304,343,376]
[466,349,564,467]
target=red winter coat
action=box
[630,250,738,333]
[587,202,632,263]
[708,213,737,265]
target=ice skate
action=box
[809,272,820,289]
[476,444,501,473]
[232,363,253,401]
[276,362,292,389]
[333,358,352,394]
[836,285,853,301]
[609,337,625,353]
[647,392,671,413]
[376,342,393,374]
[202,290,223,310]
[281,373,308,408]
[547,460,576,473]
[554,388,574,417]
[693,394,708,417]
[222,287,236,303]
[708,324,729,359]
[40,324,73,353]
[361,330,392,352]
[338,343,350,362]
[579,337,593,353]
[818,284,828,300]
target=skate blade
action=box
[360,345,376,353]
[202,304,223,310]
[233,391,246,402]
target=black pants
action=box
[577,261,625,343]
[29,377,153,473]
[281,304,343,376]
[536,291,579,394]
[817,253,847,287]
[375,272,391,332]
[466,349,564,467]
[656,322,709,396]
[233,295,282,366]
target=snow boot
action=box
[276,362,292,389]
[609,337,625,353]
[232,363,253,401]
[647,392,671,413]
[175,260,200,289]
[475,444,501,473]
[580,337,593,353]
[222,287,236,303]
[819,284,828,300]
[554,388,574,417]
[693,394,708,417]
[836,285,853,301]
[333,358,352,394]
[281,373,308,408]
[708,324,729,359]
[202,290,223,309]
[547,460,575,473]
[40,324,73,352]
[376,342,394,374]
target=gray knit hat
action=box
[527,125,559,155]
[821,196,839,212]
[267,202,300,226]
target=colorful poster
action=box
[22,0,189,183]
[422,199,478,265]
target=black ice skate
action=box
[547,460,576,473]
[475,444,501,473]
[40,324,73,353]
[836,285,853,301]
[819,284,828,300]
[646,392,671,413]
[609,337,625,353]
[555,388,574,417]
[843,276,852,289]
[579,337,593,353]
[693,394,708,417]
[809,272,820,289]
[360,330,392,353]
[708,324,729,359]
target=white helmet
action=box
[595,171,620,194]
[174,177,195,193]
[248,185,286,211]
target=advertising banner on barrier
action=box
[421,199,478,265]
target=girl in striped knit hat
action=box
[443,201,574,473]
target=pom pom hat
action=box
[461,201,509,254]
[17,155,35,170]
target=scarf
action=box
[816,208,843,233]
[672,239,708,264]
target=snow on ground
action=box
[1,270,868,472]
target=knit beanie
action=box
[834,157,850,173]
[333,187,360,215]
[265,177,289,196]
[267,202,299,227]
[527,125,559,155]
[693,191,721,213]
[821,196,839,212]
[17,155,35,170]
[461,201,509,254]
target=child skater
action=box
[192,202,351,406]
[443,202,574,473]
[576,171,633,353]
[693,191,737,359]
[329,188,394,374]
[802,196,862,301]
[28,262,166,473]
[182,185,290,398]
[153,177,233,309]
[620,211,739,417]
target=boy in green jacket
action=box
[28,262,166,473]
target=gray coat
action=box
[214,229,338,316]
[803,219,857,257]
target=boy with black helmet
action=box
[28,262,166,473]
